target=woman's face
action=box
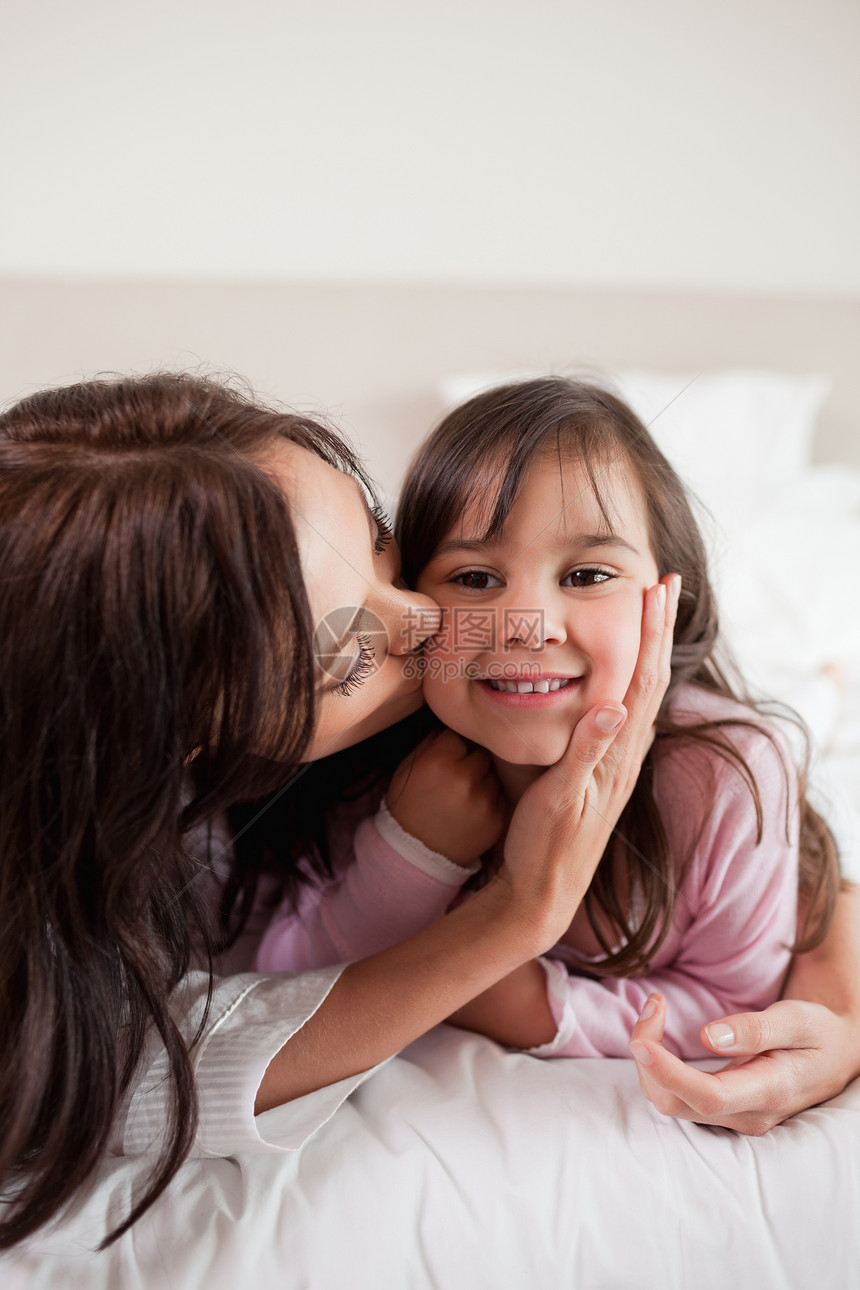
[415,451,660,767]
[265,442,441,760]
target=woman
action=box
[0,372,856,1251]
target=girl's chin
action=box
[425,702,576,767]
[483,736,572,767]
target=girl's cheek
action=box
[588,600,643,676]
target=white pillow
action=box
[438,368,830,528]
[613,369,830,524]
[714,466,860,675]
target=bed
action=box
[2,279,859,1288]
[8,1025,860,1290]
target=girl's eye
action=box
[334,633,376,698]
[562,567,616,588]
[449,569,503,592]
[371,506,393,556]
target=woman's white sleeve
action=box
[119,968,383,1158]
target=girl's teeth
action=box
[487,678,572,693]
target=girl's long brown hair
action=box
[396,376,842,975]
[0,371,370,1250]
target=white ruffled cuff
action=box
[525,957,577,1057]
[375,798,482,887]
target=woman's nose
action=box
[385,585,442,656]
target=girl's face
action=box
[415,450,660,768]
[265,442,441,760]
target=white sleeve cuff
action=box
[376,798,481,887]
[525,957,577,1057]
[123,968,383,1158]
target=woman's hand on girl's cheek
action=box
[618,572,680,760]
[556,572,679,817]
[386,728,508,867]
[628,992,860,1134]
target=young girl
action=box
[255,377,840,1059]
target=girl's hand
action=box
[496,573,680,946]
[628,991,860,1134]
[386,728,507,866]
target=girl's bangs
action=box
[464,424,623,544]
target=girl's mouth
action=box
[476,676,582,706]
[487,677,572,694]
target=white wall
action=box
[2,0,858,293]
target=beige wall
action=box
[2,279,857,493]
[2,0,858,294]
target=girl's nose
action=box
[503,588,567,649]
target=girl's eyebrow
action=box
[431,532,641,558]
[574,532,641,557]
[431,537,502,556]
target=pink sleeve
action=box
[529,728,799,1060]
[254,804,478,973]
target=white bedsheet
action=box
[8,1024,860,1290]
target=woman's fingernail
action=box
[671,574,682,605]
[628,1040,654,1066]
[638,997,658,1022]
[655,584,667,611]
[704,1022,736,1049]
[595,705,625,732]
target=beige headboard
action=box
[2,278,858,492]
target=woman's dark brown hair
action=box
[0,371,370,1250]
[396,376,842,975]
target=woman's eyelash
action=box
[370,505,393,555]
[334,632,376,697]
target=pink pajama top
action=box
[255,687,799,1059]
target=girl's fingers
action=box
[630,1042,732,1120]
[629,991,666,1045]
[629,992,716,1114]
[701,1000,822,1058]
[628,996,743,1120]
[628,993,670,1078]
[628,994,819,1130]
[632,1041,804,1126]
